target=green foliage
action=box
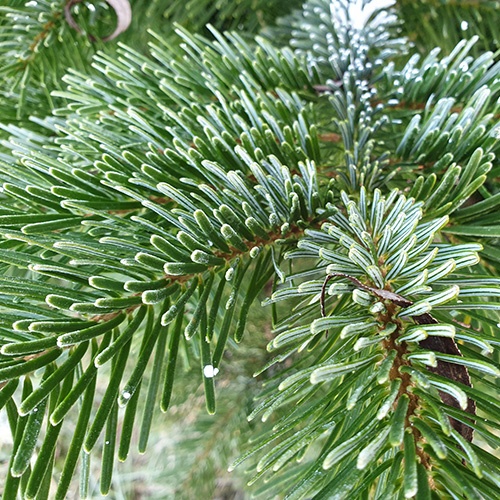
[0,0,97,126]
[0,0,499,498]
[396,0,500,55]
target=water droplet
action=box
[203,365,219,378]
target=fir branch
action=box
[0,0,499,497]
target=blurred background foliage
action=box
[0,292,273,498]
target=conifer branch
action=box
[0,1,499,498]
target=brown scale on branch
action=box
[213,219,318,262]
[20,10,63,66]
[312,83,342,94]
[376,97,500,130]
[318,133,343,143]
[93,219,320,321]
[414,315,475,442]
[321,272,476,443]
